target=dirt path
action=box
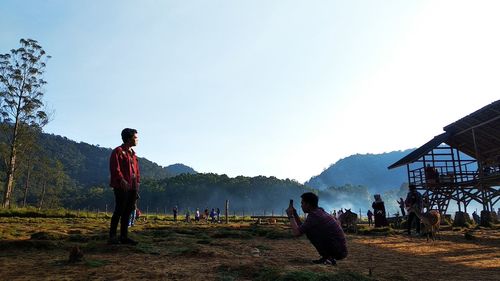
[0,218,499,281]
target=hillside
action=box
[305,149,414,193]
[164,163,197,177]
[1,126,412,213]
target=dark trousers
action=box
[407,212,421,234]
[306,233,347,260]
[109,188,137,239]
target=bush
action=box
[0,207,79,218]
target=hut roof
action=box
[388,100,500,169]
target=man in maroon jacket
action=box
[108,128,140,245]
[287,192,348,265]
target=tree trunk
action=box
[2,99,22,208]
[2,133,18,208]
[22,158,32,207]
[38,181,46,210]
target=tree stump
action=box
[453,211,471,227]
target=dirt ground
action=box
[0,217,499,281]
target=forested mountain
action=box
[164,163,197,177]
[305,149,414,193]
[0,126,411,214]
[37,133,197,186]
[82,173,312,215]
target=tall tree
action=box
[0,39,50,208]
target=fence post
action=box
[225,200,229,224]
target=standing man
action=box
[173,206,178,222]
[405,184,423,236]
[286,192,347,266]
[108,128,140,245]
[397,197,406,217]
[367,210,373,226]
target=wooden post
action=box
[225,200,229,224]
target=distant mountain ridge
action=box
[164,163,197,177]
[37,133,197,187]
[305,149,414,193]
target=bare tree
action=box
[0,39,50,208]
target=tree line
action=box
[1,39,405,214]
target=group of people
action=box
[105,128,354,267]
[364,194,390,227]
[184,207,221,223]
[365,184,424,236]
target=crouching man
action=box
[286,192,347,265]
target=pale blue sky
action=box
[1,1,499,182]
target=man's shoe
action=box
[120,237,138,245]
[312,257,336,266]
[107,237,120,245]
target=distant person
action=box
[129,206,137,227]
[367,210,373,226]
[185,210,191,222]
[204,208,209,221]
[422,194,430,212]
[195,208,200,222]
[424,164,439,184]
[136,208,141,221]
[108,128,140,245]
[405,184,423,235]
[216,208,221,222]
[397,197,406,216]
[287,192,348,266]
[210,208,216,223]
[372,194,388,227]
[332,209,337,218]
[173,206,178,222]
[472,211,480,224]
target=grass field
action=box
[0,211,499,281]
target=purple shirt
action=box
[298,208,347,257]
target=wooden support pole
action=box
[225,200,229,224]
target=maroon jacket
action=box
[109,144,140,190]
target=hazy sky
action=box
[1,1,499,182]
